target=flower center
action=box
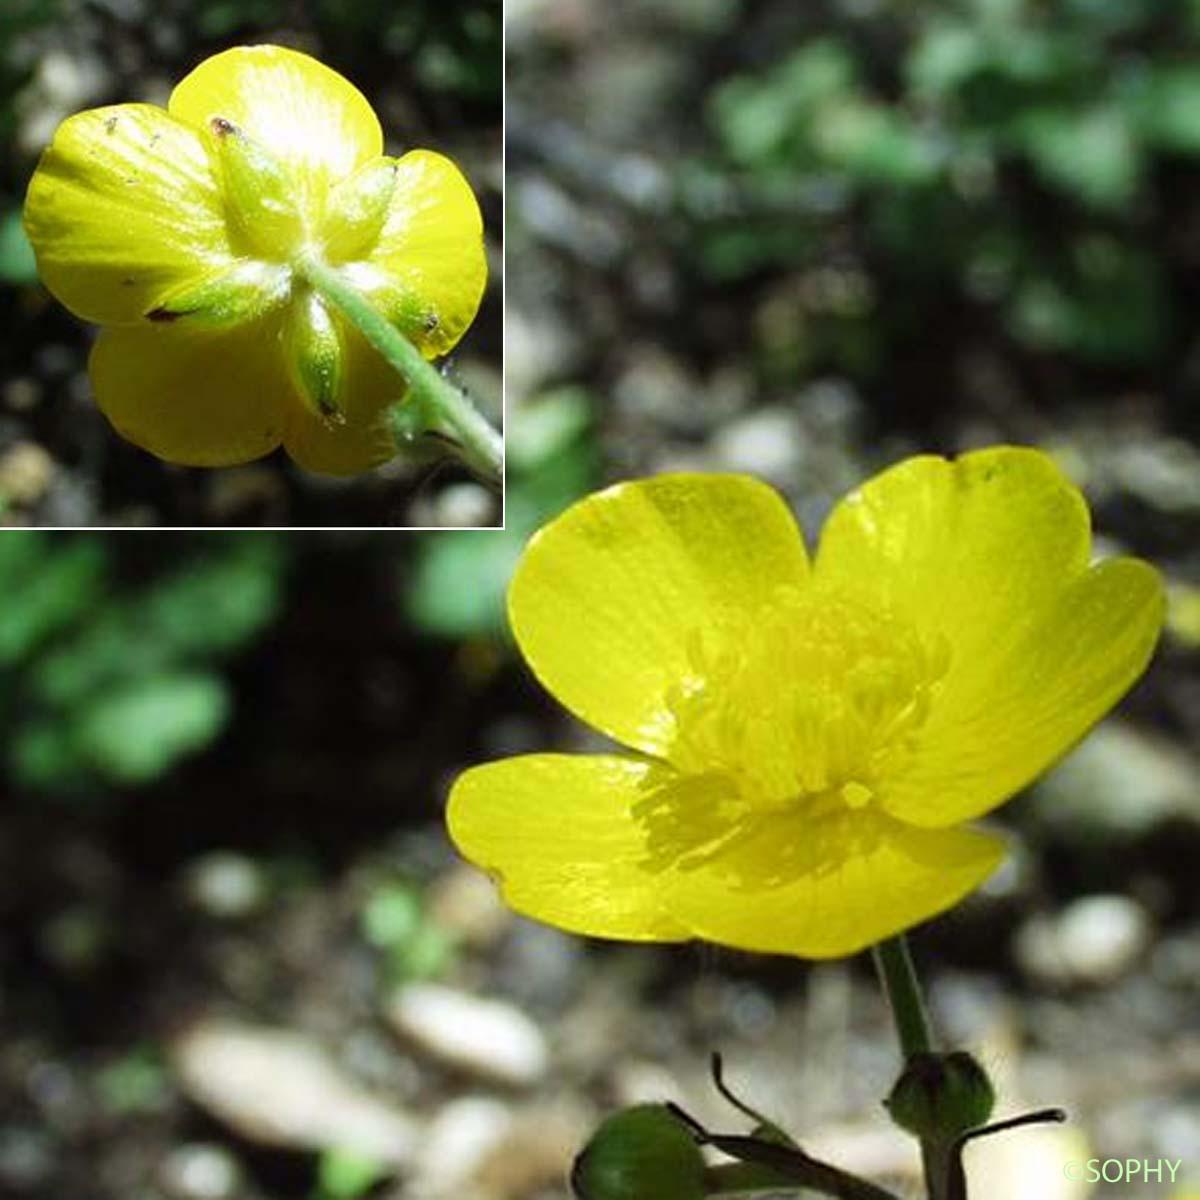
[633,586,949,876]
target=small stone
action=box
[1015,894,1152,986]
[171,1022,416,1164]
[386,983,549,1086]
[0,1128,53,1189]
[474,1104,592,1198]
[0,442,55,506]
[159,1144,242,1200]
[3,379,40,412]
[711,407,806,485]
[411,1097,514,1195]
[181,852,267,919]
[1029,724,1200,839]
[431,482,496,529]
[426,863,511,947]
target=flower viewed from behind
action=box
[23,45,486,474]
[448,448,1164,958]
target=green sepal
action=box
[207,116,305,258]
[322,157,398,262]
[335,262,448,355]
[145,261,290,327]
[283,290,345,423]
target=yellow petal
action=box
[509,474,810,756]
[89,317,288,467]
[169,45,381,213]
[815,446,1092,668]
[353,150,486,358]
[665,809,1007,958]
[814,446,1164,826]
[885,556,1164,826]
[281,319,398,475]
[447,754,689,941]
[23,104,231,324]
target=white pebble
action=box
[387,983,548,1086]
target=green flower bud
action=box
[885,1051,996,1143]
[207,116,305,259]
[571,1104,706,1200]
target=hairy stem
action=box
[298,256,502,485]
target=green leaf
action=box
[72,672,231,785]
[406,528,525,640]
[1135,67,1200,154]
[1015,104,1140,208]
[711,40,857,167]
[0,536,107,668]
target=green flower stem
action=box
[872,936,934,1059]
[872,936,944,1200]
[298,255,502,485]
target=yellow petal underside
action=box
[664,806,1007,958]
[360,150,487,358]
[169,45,381,212]
[886,556,1164,826]
[508,474,810,757]
[447,754,690,941]
[92,300,403,475]
[23,104,231,325]
[815,446,1164,826]
[282,320,401,476]
[90,316,290,467]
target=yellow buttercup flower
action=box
[23,44,486,473]
[448,448,1164,958]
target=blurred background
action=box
[0,0,501,527]
[3,1,1200,1200]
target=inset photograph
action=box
[2,1,501,526]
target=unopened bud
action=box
[571,1104,705,1200]
[885,1051,995,1143]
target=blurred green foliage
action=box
[703,0,1200,370]
[0,206,36,283]
[407,388,596,641]
[0,534,285,793]
[360,878,455,983]
[313,1148,387,1200]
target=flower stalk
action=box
[873,936,934,1059]
[298,254,502,485]
[873,936,947,1200]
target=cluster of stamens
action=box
[632,585,949,882]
